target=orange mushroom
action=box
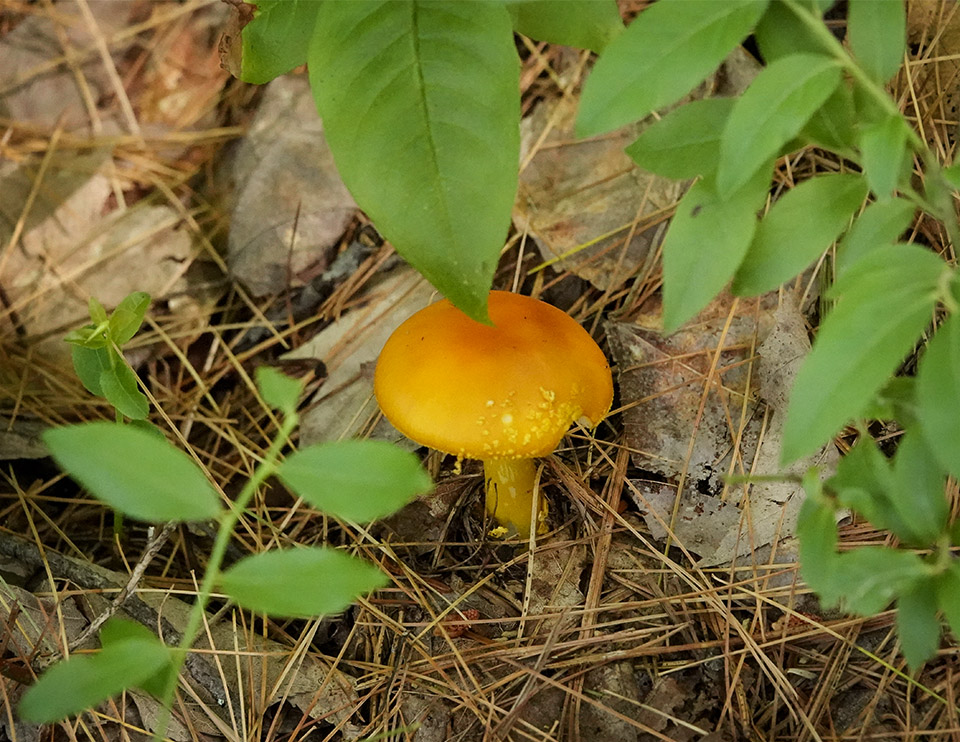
[374,291,613,537]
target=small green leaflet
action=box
[717,54,841,196]
[847,0,906,85]
[575,0,769,137]
[781,244,945,462]
[661,164,771,333]
[896,578,940,671]
[99,361,149,421]
[239,0,321,84]
[505,0,623,52]
[835,197,915,277]
[858,114,910,199]
[89,296,108,325]
[936,562,960,641]
[832,546,928,616]
[917,313,960,481]
[107,291,150,346]
[801,82,857,154]
[732,173,868,296]
[256,366,303,416]
[72,345,111,396]
[890,431,948,545]
[43,422,222,522]
[277,440,433,522]
[219,547,388,618]
[796,493,841,605]
[626,98,735,180]
[311,1,519,322]
[18,618,171,723]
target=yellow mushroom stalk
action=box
[374,291,613,538]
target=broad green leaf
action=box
[718,54,841,195]
[256,366,302,416]
[310,1,519,322]
[575,0,769,137]
[917,313,960,480]
[754,1,835,63]
[848,0,906,85]
[801,82,857,154]
[18,625,170,723]
[277,440,433,522]
[897,578,941,670]
[72,345,111,396]
[862,376,917,426]
[834,546,928,615]
[505,0,623,52]
[239,0,321,84]
[43,422,222,522]
[858,115,910,199]
[732,173,868,296]
[836,197,915,276]
[626,98,735,180]
[100,362,149,421]
[219,547,388,618]
[781,245,945,462]
[107,292,150,346]
[936,561,960,640]
[661,164,771,332]
[891,431,948,545]
[796,489,841,604]
[99,617,177,699]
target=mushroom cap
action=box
[374,291,613,460]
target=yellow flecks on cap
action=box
[453,455,463,475]
[501,413,513,425]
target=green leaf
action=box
[100,361,149,421]
[505,0,623,52]
[626,98,735,180]
[917,313,960,481]
[89,296,108,325]
[107,292,150,346]
[827,435,906,538]
[310,1,519,322]
[72,345,112,396]
[858,115,910,199]
[942,161,960,191]
[732,173,868,295]
[834,546,928,615]
[575,0,769,137]
[796,488,841,604]
[847,0,906,85]
[219,547,388,618]
[65,323,109,349]
[99,618,177,699]
[661,164,771,332]
[754,1,835,63]
[781,244,945,462]
[18,622,170,723]
[276,440,433,522]
[836,197,915,276]
[256,366,302,415]
[936,561,960,640]
[43,422,222,522]
[890,431,948,545]
[239,0,321,84]
[801,82,857,154]
[897,577,941,671]
[718,54,841,195]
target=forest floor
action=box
[2,1,960,740]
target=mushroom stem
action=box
[483,458,546,536]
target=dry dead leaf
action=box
[228,76,357,296]
[285,267,436,447]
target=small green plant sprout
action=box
[19,366,433,730]
[226,0,624,322]
[575,0,959,668]
[64,291,152,422]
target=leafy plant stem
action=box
[152,411,299,740]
